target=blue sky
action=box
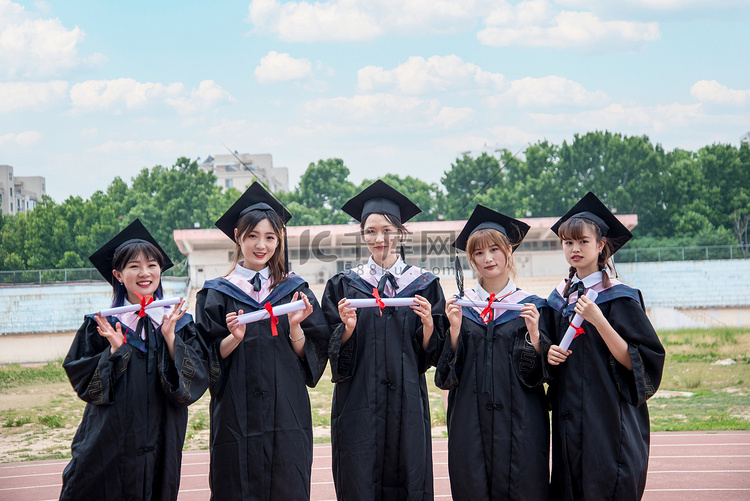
[2,0,749,201]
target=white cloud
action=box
[691,80,749,106]
[254,51,313,83]
[247,0,479,42]
[486,75,608,107]
[478,1,659,48]
[0,81,68,113]
[0,0,103,77]
[0,130,42,147]
[303,93,440,123]
[529,102,704,132]
[87,139,195,155]
[358,55,506,95]
[70,78,233,115]
[166,80,235,114]
[70,78,183,111]
[432,106,475,129]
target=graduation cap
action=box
[550,192,632,253]
[342,180,421,223]
[453,204,530,253]
[89,219,173,285]
[452,205,529,296]
[215,182,292,240]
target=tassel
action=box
[454,255,464,297]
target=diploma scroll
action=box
[236,300,307,325]
[454,299,524,311]
[98,297,183,317]
[559,289,599,350]
[344,298,418,308]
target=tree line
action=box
[1,131,748,272]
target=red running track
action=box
[1,431,749,500]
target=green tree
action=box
[359,173,441,222]
[287,158,356,225]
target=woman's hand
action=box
[288,292,313,327]
[220,309,246,359]
[445,296,462,352]
[520,303,541,354]
[412,295,434,349]
[226,310,246,341]
[338,298,357,344]
[547,344,571,366]
[94,313,125,355]
[161,298,186,360]
[574,295,605,327]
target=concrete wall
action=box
[0,277,190,335]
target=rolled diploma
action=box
[559,289,599,351]
[345,298,417,308]
[236,300,306,325]
[99,297,183,317]
[454,299,524,311]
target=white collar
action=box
[124,298,166,327]
[367,255,406,279]
[234,263,269,281]
[572,271,603,288]
[475,277,516,301]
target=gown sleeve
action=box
[194,288,229,389]
[156,316,210,406]
[63,316,134,405]
[295,286,332,387]
[605,296,665,406]
[413,279,447,373]
[434,324,466,390]
[511,304,550,389]
[321,275,358,382]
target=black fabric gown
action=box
[60,313,209,501]
[435,289,550,501]
[544,281,665,501]
[195,274,330,501]
[321,268,446,501]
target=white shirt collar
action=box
[123,298,166,328]
[235,263,270,282]
[572,271,603,288]
[367,255,406,279]
[475,277,516,301]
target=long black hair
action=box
[111,241,166,307]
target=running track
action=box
[1,431,749,500]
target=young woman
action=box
[322,180,446,500]
[546,192,665,500]
[60,219,209,501]
[195,182,330,501]
[435,205,550,501]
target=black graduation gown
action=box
[322,268,446,501]
[195,274,330,501]
[435,291,550,501]
[544,282,665,501]
[60,313,209,501]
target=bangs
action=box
[237,209,284,241]
[114,241,164,271]
[466,228,511,256]
[557,217,599,241]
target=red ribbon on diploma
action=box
[573,325,585,338]
[133,292,154,318]
[264,302,279,336]
[372,288,386,316]
[480,293,496,324]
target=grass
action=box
[1,326,749,462]
[0,360,67,390]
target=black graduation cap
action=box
[341,180,421,223]
[453,204,530,253]
[550,192,632,253]
[215,182,292,240]
[88,219,173,285]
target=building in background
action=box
[0,165,46,216]
[199,153,289,193]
